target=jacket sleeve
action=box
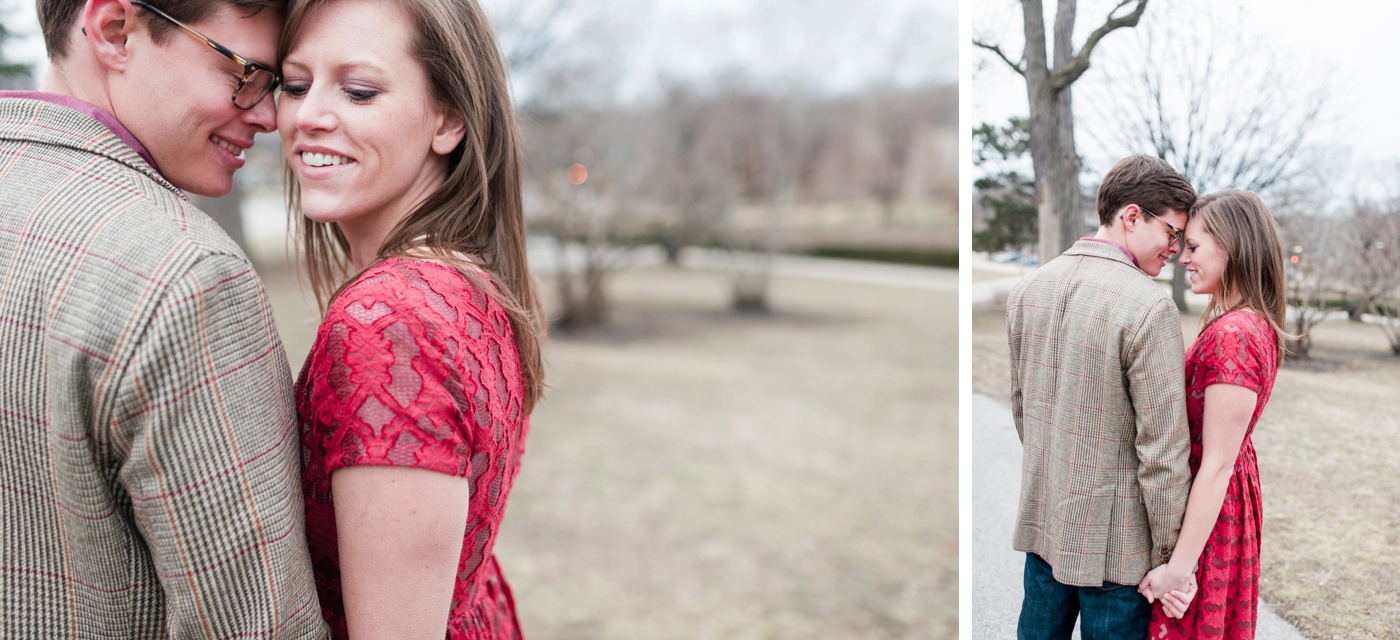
[1006,298,1026,441]
[1125,297,1192,567]
[111,254,329,639]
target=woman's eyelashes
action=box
[273,74,381,103]
[343,87,380,103]
[280,83,310,99]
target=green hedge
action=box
[808,246,958,268]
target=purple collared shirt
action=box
[1079,237,1140,269]
[0,90,159,172]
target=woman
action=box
[278,0,544,637]
[1142,190,1289,639]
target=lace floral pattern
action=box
[1150,310,1277,640]
[296,258,527,639]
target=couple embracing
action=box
[1008,155,1289,640]
[1,0,539,638]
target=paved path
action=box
[972,392,1307,639]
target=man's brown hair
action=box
[1096,154,1197,226]
[38,0,286,61]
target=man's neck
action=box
[1093,224,1128,247]
[38,63,115,115]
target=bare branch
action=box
[973,39,1026,76]
[1050,0,1148,91]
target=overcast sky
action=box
[970,0,1400,204]
[3,0,957,101]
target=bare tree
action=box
[1083,8,1333,310]
[523,101,653,329]
[707,88,811,312]
[975,0,1148,266]
[649,87,740,263]
[1279,214,1349,359]
[1350,206,1400,354]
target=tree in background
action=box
[1347,204,1400,355]
[1279,214,1349,359]
[972,118,1037,254]
[0,1,33,90]
[975,0,1148,266]
[1082,5,1332,311]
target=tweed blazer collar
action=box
[1060,238,1146,274]
[0,96,184,200]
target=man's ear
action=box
[431,106,467,156]
[84,0,140,71]
[1119,204,1143,231]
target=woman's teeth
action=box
[302,152,350,167]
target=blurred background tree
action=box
[972,118,1037,254]
[1081,4,1333,312]
[0,2,34,90]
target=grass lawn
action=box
[974,303,1400,639]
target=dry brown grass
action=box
[974,303,1400,639]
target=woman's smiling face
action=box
[1180,214,1228,296]
[277,0,463,258]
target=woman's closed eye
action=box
[344,87,380,103]
[279,83,310,99]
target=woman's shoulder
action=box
[326,257,495,331]
[1198,308,1277,360]
[1210,308,1274,337]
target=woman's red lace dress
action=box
[1149,309,1277,640]
[296,258,528,639]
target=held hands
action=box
[1137,563,1197,619]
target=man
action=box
[1007,155,1197,639]
[0,0,326,636]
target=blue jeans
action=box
[1017,553,1151,640]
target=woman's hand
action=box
[1158,587,1194,619]
[1137,565,1196,618]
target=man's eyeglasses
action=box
[131,1,280,110]
[1139,205,1184,247]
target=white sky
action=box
[969,0,1400,205]
[3,0,958,99]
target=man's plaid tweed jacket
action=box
[0,98,327,637]
[1006,239,1192,587]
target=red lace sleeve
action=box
[306,264,479,478]
[1195,311,1273,394]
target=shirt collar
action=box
[1079,237,1140,268]
[0,91,160,173]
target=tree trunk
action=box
[1023,0,1084,266]
[982,0,1148,266]
[1171,254,1188,311]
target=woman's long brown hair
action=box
[281,0,545,412]
[1191,190,1293,362]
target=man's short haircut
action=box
[38,0,287,61]
[1096,154,1197,226]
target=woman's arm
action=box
[333,465,474,639]
[1163,383,1257,586]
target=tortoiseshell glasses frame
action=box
[131,0,281,110]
